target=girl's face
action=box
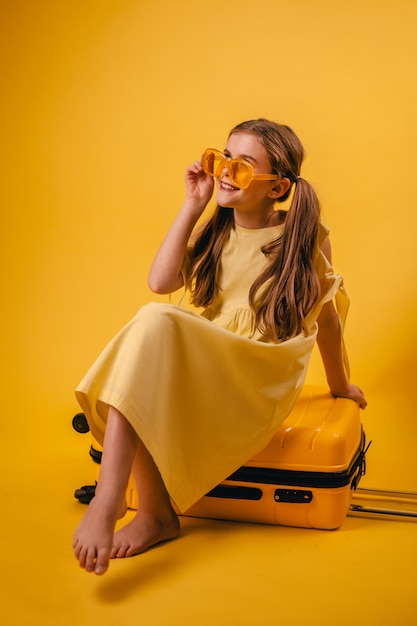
[215,132,280,216]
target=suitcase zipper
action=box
[226,432,369,490]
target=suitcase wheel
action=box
[72,412,90,434]
[74,484,96,504]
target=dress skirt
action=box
[75,302,318,511]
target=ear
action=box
[268,177,291,199]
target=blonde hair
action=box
[188,119,321,341]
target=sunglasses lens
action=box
[202,150,223,176]
[229,162,252,188]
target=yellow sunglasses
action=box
[201,148,281,189]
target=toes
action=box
[113,540,149,558]
[110,542,122,559]
[124,544,141,557]
[74,541,109,575]
[111,542,131,559]
[72,537,80,559]
[82,547,109,575]
[94,548,109,575]
[84,548,98,573]
[77,545,89,570]
[110,545,119,559]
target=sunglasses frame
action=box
[201,148,281,189]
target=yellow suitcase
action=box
[73,385,367,530]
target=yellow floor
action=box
[2,435,416,626]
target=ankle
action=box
[137,502,179,524]
[93,487,125,517]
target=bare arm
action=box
[316,237,367,409]
[148,160,214,294]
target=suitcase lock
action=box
[274,489,313,504]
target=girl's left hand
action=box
[332,383,368,410]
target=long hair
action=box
[187,119,321,341]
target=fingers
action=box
[184,161,215,206]
[186,160,204,176]
[354,386,368,410]
[332,385,368,410]
[351,394,367,410]
[359,396,368,410]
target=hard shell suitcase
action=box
[179,386,367,529]
[73,385,368,530]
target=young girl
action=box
[73,119,367,575]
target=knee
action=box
[136,302,177,331]
[140,302,175,318]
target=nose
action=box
[220,160,231,177]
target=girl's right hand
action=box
[185,161,215,211]
[332,383,368,410]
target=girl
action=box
[73,119,367,575]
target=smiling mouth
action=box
[219,179,239,191]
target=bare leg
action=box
[73,406,179,575]
[110,437,180,559]
[73,406,137,574]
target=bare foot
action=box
[110,509,180,559]
[73,496,126,575]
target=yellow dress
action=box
[75,222,348,511]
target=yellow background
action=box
[3,0,416,488]
[1,2,417,624]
